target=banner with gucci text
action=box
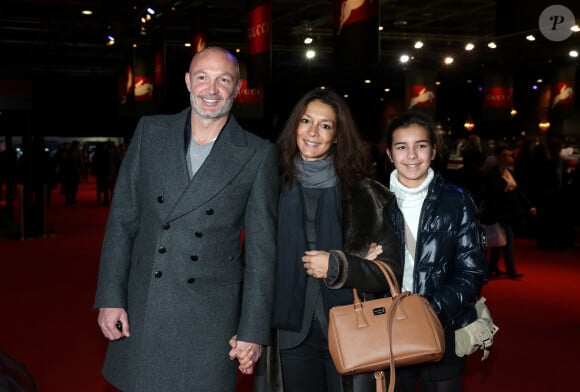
[246,0,271,88]
[483,71,513,122]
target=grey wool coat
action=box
[93,109,279,392]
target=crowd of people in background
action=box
[1,130,579,255]
[0,139,126,209]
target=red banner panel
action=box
[235,80,263,104]
[247,2,272,56]
[407,85,436,109]
[333,0,379,69]
[551,82,574,108]
[333,0,379,34]
[483,87,513,109]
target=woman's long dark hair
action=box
[276,87,372,190]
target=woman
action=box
[384,110,487,392]
[481,143,536,278]
[270,87,401,392]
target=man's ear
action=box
[184,73,191,92]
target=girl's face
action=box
[296,100,337,161]
[386,124,436,188]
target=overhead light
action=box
[571,25,580,32]
[526,35,536,41]
[378,26,384,31]
[444,56,454,65]
[184,42,191,47]
[488,41,497,49]
[464,120,475,131]
[364,79,371,84]
[384,88,390,92]
[538,122,550,132]
[400,54,410,63]
[465,42,475,51]
[570,50,579,58]
[106,35,115,46]
[414,41,424,49]
[304,36,313,44]
[147,8,156,15]
[81,10,93,15]
[305,49,316,59]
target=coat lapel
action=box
[167,116,254,221]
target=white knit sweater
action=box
[389,168,434,292]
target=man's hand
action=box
[228,335,262,375]
[97,307,130,340]
[302,250,330,279]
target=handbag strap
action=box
[370,259,408,392]
[404,219,416,260]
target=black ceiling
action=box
[1,0,577,76]
[0,0,578,137]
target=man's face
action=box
[185,49,241,120]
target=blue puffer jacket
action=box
[387,171,488,333]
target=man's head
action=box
[185,47,241,120]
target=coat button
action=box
[157,196,164,203]
[162,223,170,230]
[158,246,166,254]
[190,255,198,261]
[205,208,214,215]
[187,277,195,284]
[154,271,163,278]
[195,232,203,238]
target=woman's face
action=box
[386,124,436,188]
[296,99,337,161]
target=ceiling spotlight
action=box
[571,25,580,32]
[570,50,579,58]
[378,26,384,31]
[444,56,454,65]
[526,35,536,41]
[81,10,93,15]
[364,80,371,84]
[414,41,424,49]
[106,35,115,47]
[147,8,156,15]
[304,36,313,44]
[400,54,410,63]
[465,42,475,51]
[487,41,497,49]
[305,49,316,59]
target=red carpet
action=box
[0,178,578,391]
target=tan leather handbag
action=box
[328,260,445,392]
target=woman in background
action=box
[384,110,487,392]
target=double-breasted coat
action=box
[93,109,279,392]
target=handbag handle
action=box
[351,260,407,392]
[351,260,401,303]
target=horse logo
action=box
[409,88,435,108]
[552,84,574,107]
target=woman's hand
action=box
[302,250,330,279]
[365,242,383,260]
